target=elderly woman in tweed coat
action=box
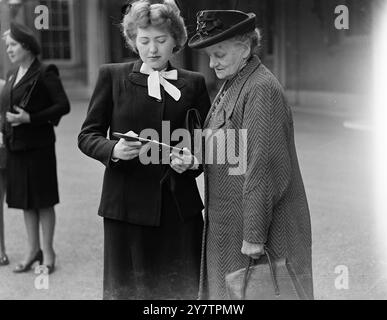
[171,10,314,300]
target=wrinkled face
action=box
[136,25,176,70]
[5,34,30,65]
[204,39,249,80]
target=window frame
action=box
[40,0,78,65]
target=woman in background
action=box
[0,22,70,274]
[0,78,8,266]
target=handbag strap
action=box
[241,246,280,299]
[185,108,202,149]
[264,246,280,296]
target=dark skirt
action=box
[6,145,59,210]
[103,186,203,300]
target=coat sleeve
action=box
[0,71,14,134]
[0,79,5,136]
[78,65,118,167]
[29,64,70,125]
[242,80,292,244]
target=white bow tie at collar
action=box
[140,63,181,101]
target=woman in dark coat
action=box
[0,22,70,273]
[0,78,8,266]
[173,10,314,300]
[78,0,210,300]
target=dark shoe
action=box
[0,254,9,266]
[42,252,56,275]
[13,250,43,273]
[44,264,55,275]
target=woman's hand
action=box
[112,131,142,161]
[6,106,31,127]
[170,147,198,174]
[241,241,265,259]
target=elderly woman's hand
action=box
[170,147,199,174]
[6,106,31,127]
[241,241,265,260]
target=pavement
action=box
[0,96,386,300]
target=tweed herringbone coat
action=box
[199,55,313,300]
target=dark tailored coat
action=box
[0,58,70,151]
[0,59,70,209]
[199,55,314,300]
[78,60,211,226]
[0,79,5,169]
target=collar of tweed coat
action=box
[204,54,262,129]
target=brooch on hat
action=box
[197,21,208,36]
[196,12,208,36]
[197,12,223,36]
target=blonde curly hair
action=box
[122,0,187,53]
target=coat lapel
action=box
[204,55,262,129]
[222,56,261,121]
[203,81,227,128]
[7,70,17,88]
[127,60,147,87]
[12,58,41,91]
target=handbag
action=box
[18,78,38,110]
[225,246,306,300]
[4,76,39,147]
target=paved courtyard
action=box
[0,97,385,300]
